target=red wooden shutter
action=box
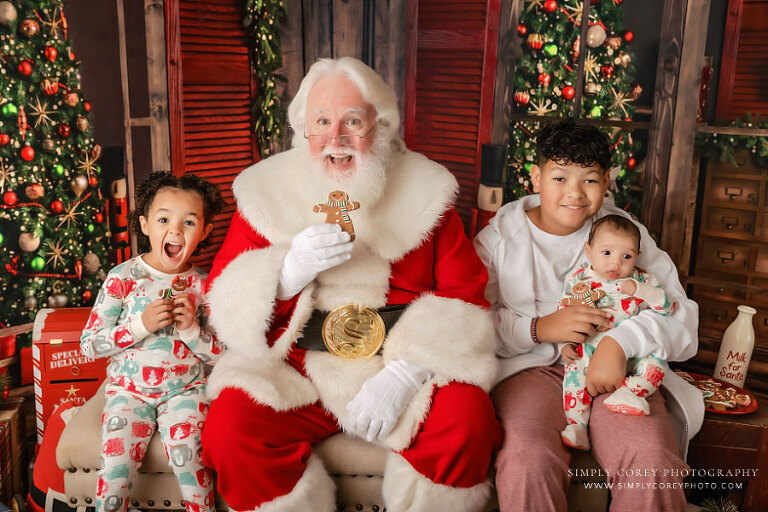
[165,0,259,270]
[715,0,768,120]
[404,0,500,228]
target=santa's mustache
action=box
[321,146,357,157]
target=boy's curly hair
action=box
[536,119,612,171]
[128,171,225,251]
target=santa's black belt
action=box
[296,304,406,357]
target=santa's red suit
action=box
[201,142,502,511]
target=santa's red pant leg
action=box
[202,382,501,511]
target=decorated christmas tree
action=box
[507,0,643,213]
[0,0,110,329]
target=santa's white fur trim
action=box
[313,245,391,310]
[304,353,435,451]
[382,453,492,512]
[245,454,335,512]
[383,294,498,391]
[232,147,458,262]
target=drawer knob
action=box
[717,251,735,263]
[715,315,723,321]
[725,186,743,199]
[717,288,724,293]
[71,366,81,376]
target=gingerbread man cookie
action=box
[313,190,360,241]
[559,282,609,332]
[159,275,191,300]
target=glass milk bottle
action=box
[714,305,756,388]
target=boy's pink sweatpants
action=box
[492,363,689,512]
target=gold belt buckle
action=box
[322,304,385,359]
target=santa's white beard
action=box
[301,129,390,207]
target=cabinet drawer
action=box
[42,343,107,382]
[755,308,768,343]
[698,239,750,274]
[708,176,760,206]
[696,298,740,332]
[689,273,747,300]
[704,207,757,238]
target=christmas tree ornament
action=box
[64,91,79,106]
[588,105,602,118]
[42,136,55,151]
[83,252,99,274]
[54,163,65,175]
[542,0,557,13]
[571,37,580,60]
[523,162,534,173]
[17,60,32,76]
[17,107,27,139]
[605,34,622,51]
[543,43,558,57]
[95,212,104,223]
[629,83,643,100]
[70,174,88,196]
[76,115,89,132]
[0,133,9,145]
[587,25,606,47]
[30,256,45,272]
[44,46,57,61]
[84,101,91,112]
[50,199,63,213]
[1,102,17,117]
[74,259,82,279]
[0,2,17,26]
[25,182,44,199]
[562,85,576,100]
[514,91,530,106]
[538,73,551,86]
[18,232,40,252]
[527,34,544,50]
[20,18,39,37]
[89,175,98,188]
[3,190,17,205]
[601,64,615,78]
[20,145,34,161]
[48,292,68,308]
[69,50,75,60]
[627,156,637,169]
[24,295,37,310]
[41,77,59,95]
[59,123,70,137]
[86,223,95,233]
[81,289,92,302]
[614,51,631,68]
[517,23,527,36]
[584,81,602,95]
[0,232,3,245]
[624,30,634,42]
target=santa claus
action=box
[201,57,501,511]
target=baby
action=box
[559,214,674,450]
[80,172,225,512]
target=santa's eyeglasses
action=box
[304,125,375,146]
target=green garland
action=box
[244,0,287,158]
[695,114,768,168]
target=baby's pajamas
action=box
[81,256,223,512]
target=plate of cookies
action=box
[675,371,758,414]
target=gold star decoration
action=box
[65,384,79,398]
[562,1,585,25]
[584,51,600,83]
[57,201,83,228]
[45,240,68,269]
[41,7,64,38]
[76,151,99,177]
[525,0,544,12]
[609,85,634,118]
[30,97,57,128]
[528,97,558,116]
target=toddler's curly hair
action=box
[536,119,612,171]
[128,171,225,251]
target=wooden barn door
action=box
[165,0,259,270]
[404,0,501,229]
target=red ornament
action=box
[517,24,527,37]
[624,30,634,42]
[514,91,530,106]
[82,289,92,301]
[51,200,64,213]
[44,46,58,62]
[543,0,557,12]
[538,73,551,86]
[562,85,576,100]
[627,157,637,169]
[95,213,104,223]
[0,133,9,145]
[84,101,92,112]
[75,260,83,279]
[59,124,71,138]
[89,175,99,188]
[601,64,615,78]
[20,145,35,161]
[3,191,17,205]
[69,51,76,60]
[17,60,32,76]
[527,34,544,50]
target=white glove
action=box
[346,359,432,442]
[277,224,353,299]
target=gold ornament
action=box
[24,295,37,310]
[30,97,56,128]
[20,18,39,37]
[41,77,59,95]
[76,116,89,132]
[45,240,67,268]
[605,35,622,51]
[48,292,68,308]
[42,136,55,152]
[70,174,88,196]
[83,252,100,274]
[25,182,44,199]
[65,92,79,107]
[584,82,602,95]
[18,232,41,252]
[0,1,17,27]
[587,25,606,48]
[321,304,385,359]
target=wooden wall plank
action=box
[144,0,171,174]
[714,0,743,121]
[375,0,407,133]
[164,0,185,177]
[278,0,305,146]
[641,0,687,241]
[333,0,363,58]
[490,0,521,145]
[661,0,712,267]
[303,0,333,70]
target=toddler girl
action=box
[81,172,225,512]
[558,214,674,450]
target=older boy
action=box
[474,120,704,512]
